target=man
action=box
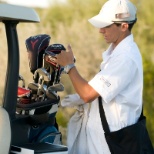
[55,0,143,153]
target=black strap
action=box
[98,96,110,133]
[98,96,143,134]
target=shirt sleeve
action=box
[89,55,136,103]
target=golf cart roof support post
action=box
[2,21,19,120]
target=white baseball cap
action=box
[88,0,137,28]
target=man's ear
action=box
[121,23,129,32]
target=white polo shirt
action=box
[86,34,143,154]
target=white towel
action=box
[61,94,90,154]
[67,104,89,154]
[61,94,85,107]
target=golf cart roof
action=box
[0,3,40,22]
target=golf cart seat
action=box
[0,107,11,154]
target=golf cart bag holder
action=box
[16,98,59,125]
[15,88,65,153]
[26,34,51,74]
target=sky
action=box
[4,0,67,8]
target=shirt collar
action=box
[102,44,114,61]
[102,34,134,60]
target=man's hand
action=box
[55,44,74,66]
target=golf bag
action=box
[16,34,65,144]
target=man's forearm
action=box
[54,45,99,102]
[68,66,99,103]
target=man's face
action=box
[99,23,129,47]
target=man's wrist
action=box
[63,63,75,74]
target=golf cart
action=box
[0,3,68,154]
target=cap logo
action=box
[115,13,130,19]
